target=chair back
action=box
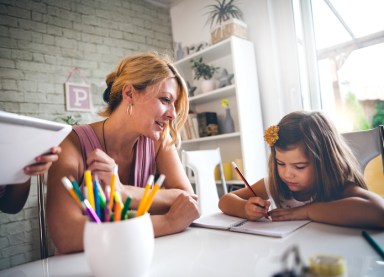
[342,125,384,173]
[182,148,227,216]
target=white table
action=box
[1,222,383,277]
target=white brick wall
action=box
[0,0,173,269]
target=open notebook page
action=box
[192,212,247,230]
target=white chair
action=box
[342,125,384,174]
[181,148,227,216]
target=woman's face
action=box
[275,144,316,197]
[132,78,178,141]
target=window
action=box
[294,0,384,132]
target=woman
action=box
[47,52,200,254]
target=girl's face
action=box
[275,144,315,197]
[132,78,178,141]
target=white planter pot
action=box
[200,79,217,93]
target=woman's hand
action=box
[165,193,200,232]
[268,205,309,221]
[24,146,62,176]
[86,148,120,189]
[244,197,270,221]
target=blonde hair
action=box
[267,111,367,207]
[99,52,189,148]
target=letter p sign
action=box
[65,82,92,111]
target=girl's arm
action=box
[0,147,61,214]
[219,178,270,220]
[270,185,384,229]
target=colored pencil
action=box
[61,177,82,208]
[138,174,165,217]
[109,166,118,210]
[136,175,154,216]
[84,170,95,210]
[68,175,84,201]
[121,196,132,220]
[362,231,384,260]
[83,199,101,223]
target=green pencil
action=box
[362,230,384,260]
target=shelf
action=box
[189,85,235,105]
[181,132,240,145]
[176,37,233,66]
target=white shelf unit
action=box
[176,36,267,184]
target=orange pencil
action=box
[113,191,123,222]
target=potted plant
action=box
[191,57,220,93]
[204,0,247,44]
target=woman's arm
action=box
[46,133,87,254]
[0,147,61,214]
[219,178,270,220]
[269,185,384,229]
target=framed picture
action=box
[65,82,92,112]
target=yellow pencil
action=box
[61,177,83,209]
[136,175,154,216]
[138,174,165,217]
[84,170,95,210]
[109,166,118,210]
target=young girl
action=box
[219,111,384,229]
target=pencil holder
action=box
[84,212,154,277]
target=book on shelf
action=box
[181,113,199,141]
[192,212,310,238]
[197,112,218,137]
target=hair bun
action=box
[103,84,112,103]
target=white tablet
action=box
[0,111,72,185]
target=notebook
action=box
[0,111,72,185]
[192,212,310,238]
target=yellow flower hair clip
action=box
[264,125,280,147]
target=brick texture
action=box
[0,0,173,270]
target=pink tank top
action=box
[73,124,155,187]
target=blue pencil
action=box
[93,175,101,220]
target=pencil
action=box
[109,166,118,210]
[68,175,84,201]
[231,162,257,197]
[136,175,154,216]
[84,170,95,210]
[231,161,268,216]
[95,175,106,209]
[83,199,102,223]
[362,231,384,260]
[121,196,132,220]
[61,177,83,208]
[93,175,101,220]
[139,174,165,217]
[104,185,111,222]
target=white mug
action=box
[84,212,154,277]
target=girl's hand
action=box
[244,197,270,221]
[86,148,121,190]
[24,146,62,176]
[268,205,309,221]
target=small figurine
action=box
[218,69,234,88]
[187,81,197,97]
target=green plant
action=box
[191,57,220,80]
[205,0,244,28]
[372,101,384,128]
[57,115,80,126]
